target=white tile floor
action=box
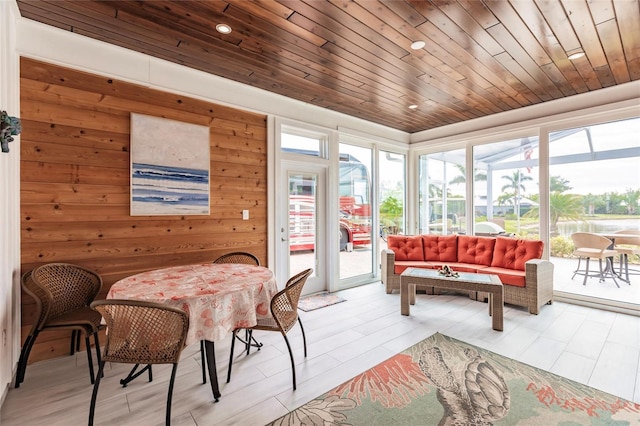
[2,281,639,426]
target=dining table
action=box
[107,262,278,402]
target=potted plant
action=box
[1,110,21,153]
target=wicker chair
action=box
[15,263,103,388]
[227,268,313,390]
[571,232,620,287]
[213,252,260,266]
[88,300,189,426]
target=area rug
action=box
[267,332,640,425]
[297,291,346,312]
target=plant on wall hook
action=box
[1,110,21,153]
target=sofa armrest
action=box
[381,249,402,294]
[524,259,554,314]
[381,249,395,286]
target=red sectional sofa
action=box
[381,234,554,314]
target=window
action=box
[419,149,467,235]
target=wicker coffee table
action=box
[400,267,504,331]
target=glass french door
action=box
[278,163,327,295]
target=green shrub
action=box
[550,235,574,258]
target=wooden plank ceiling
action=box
[16,0,640,133]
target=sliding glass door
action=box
[338,143,373,281]
[548,117,640,308]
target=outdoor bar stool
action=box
[612,230,640,283]
[571,232,620,287]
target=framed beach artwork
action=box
[130,113,210,215]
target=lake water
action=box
[557,218,640,237]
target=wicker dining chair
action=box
[15,263,103,388]
[213,251,260,266]
[88,299,189,426]
[227,268,313,390]
[571,232,620,287]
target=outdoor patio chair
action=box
[88,299,189,426]
[613,230,640,283]
[570,232,620,287]
[15,263,103,388]
[227,268,313,390]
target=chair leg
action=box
[93,333,103,378]
[200,340,206,384]
[606,257,620,288]
[298,317,307,358]
[15,334,32,388]
[227,330,237,383]
[88,360,106,426]
[166,363,178,426]
[282,334,297,390]
[70,330,77,355]
[571,257,582,280]
[15,331,39,388]
[85,333,96,384]
[598,258,605,282]
[582,258,590,285]
[623,254,630,284]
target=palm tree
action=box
[550,176,572,193]
[501,170,533,199]
[526,192,583,235]
[582,193,600,216]
[622,188,640,214]
[501,170,533,233]
[448,164,487,186]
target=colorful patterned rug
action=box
[267,333,640,425]
[297,292,346,312]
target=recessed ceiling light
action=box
[410,40,426,50]
[408,104,418,109]
[216,24,232,34]
[568,51,584,60]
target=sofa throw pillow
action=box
[491,237,543,271]
[422,235,458,262]
[457,235,496,266]
[387,235,424,261]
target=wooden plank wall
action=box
[19,57,268,363]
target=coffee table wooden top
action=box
[401,267,502,286]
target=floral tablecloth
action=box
[107,263,277,345]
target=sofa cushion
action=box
[479,267,526,287]
[426,262,489,274]
[491,237,543,271]
[422,235,458,262]
[393,261,438,275]
[387,235,424,261]
[457,235,496,266]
